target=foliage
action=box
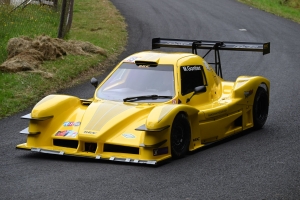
[0,0,127,118]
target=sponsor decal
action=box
[166,41,191,46]
[244,89,253,98]
[63,121,81,127]
[123,56,140,63]
[74,122,81,126]
[84,130,97,134]
[64,130,78,138]
[138,65,150,68]
[172,99,177,104]
[193,137,200,142]
[63,122,74,126]
[122,133,136,139]
[234,45,259,49]
[153,147,168,156]
[56,130,68,136]
[182,65,201,71]
[55,130,78,137]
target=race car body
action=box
[17,38,270,165]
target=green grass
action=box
[0,0,127,118]
[0,4,59,64]
[0,72,46,116]
[239,0,300,23]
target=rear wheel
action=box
[253,87,269,129]
[171,113,191,158]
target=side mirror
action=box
[186,86,206,103]
[194,85,206,94]
[90,77,98,88]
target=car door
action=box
[177,59,229,144]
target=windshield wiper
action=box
[123,95,172,102]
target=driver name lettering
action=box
[182,66,201,71]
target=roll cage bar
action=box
[152,38,270,78]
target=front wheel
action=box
[253,87,269,129]
[171,113,191,158]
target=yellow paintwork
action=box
[17,51,270,165]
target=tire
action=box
[253,87,269,129]
[171,113,191,158]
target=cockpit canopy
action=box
[96,63,175,102]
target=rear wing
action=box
[152,38,270,55]
[152,38,270,78]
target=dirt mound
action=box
[0,35,107,77]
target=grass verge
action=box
[239,0,300,23]
[0,0,127,119]
[0,4,59,64]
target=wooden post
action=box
[57,0,66,38]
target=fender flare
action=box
[232,76,270,104]
[145,104,199,132]
[31,94,81,118]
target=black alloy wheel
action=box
[253,87,269,129]
[171,113,191,158]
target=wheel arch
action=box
[233,76,270,103]
[258,81,270,104]
[145,104,199,151]
[145,104,198,129]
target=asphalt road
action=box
[1,0,300,199]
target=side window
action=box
[180,65,207,95]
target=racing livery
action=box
[17,38,270,165]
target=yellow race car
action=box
[17,38,270,165]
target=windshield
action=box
[96,63,175,102]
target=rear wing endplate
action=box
[152,38,270,55]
